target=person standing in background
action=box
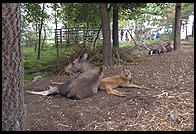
[120,29,124,41]
[156,32,160,40]
[125,31,129,42]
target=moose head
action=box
[64,53,94,75]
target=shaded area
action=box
[24,45,194,131]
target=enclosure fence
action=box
[55,27,101,46]
[2,3,26,131]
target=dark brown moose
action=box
[27,54,103,99]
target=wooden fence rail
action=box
[54,27,101,46]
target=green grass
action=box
[24,72,49,85]
[119,42,135,47]
[23,45,63,85]
[23,47,57,70]
[23,43,93,85]
[189,37,194,45]
[119,40,159,48]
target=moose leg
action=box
[27,86,59,96]
[105,86,129,97]
[121,83,150,90]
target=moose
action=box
[148,42,172,55]
[63,53,94,75]
[27,54,103,99]
[99,68,150,97]
[27,53,150,99]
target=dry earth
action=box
[24,44,194,131]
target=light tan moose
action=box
[99,68,150,97]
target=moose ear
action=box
[79,53,88,61]
[79,54,83,60]
[83,53,88,60]
[73,58,79,63]
[122,68,126,72]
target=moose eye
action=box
[126,74,128,77]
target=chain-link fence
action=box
[2,3,26,131]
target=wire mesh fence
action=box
[2,3,26,131]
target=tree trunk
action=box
[37,29,42,59]
[185,20,187,41]
[112,4,119,48]
[34,23,38,51]
[55,9,59,60]
[99,3,112,66]
[2,3,26,131]
[174,3,181,50]
[192,20,194,37]
[60,29,62,44]
[41,28,46,50]
[37,3,45,59]
[127,30,138,46]
[92,4,113,54]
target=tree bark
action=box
[41,28,46,50]
[185,20,187,41]
[37,3,45,59]
[92,4,113,54]
[112,4,119,48]
[173,3,181,50]
[127,30,138,46]
[34,23,38,51]
[2,3,26,131]
[99,3,112,66]
[192,20,194,37]
[55,8,59,60]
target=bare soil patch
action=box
[24,44,194,131]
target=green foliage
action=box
[59,3,101,27]
[181,3,194,20]
[163,3,194,30]
[22,3,51,49]
[118,3,175,42]
[119,3,147,20]
[189,37,194,45]
[135,3,173,28]
[22,3,49,27]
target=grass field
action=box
[23,44,68,84]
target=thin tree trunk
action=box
[37,3,45,59]
[192,20,194,37]
[113,4,119,48]
[37,30,42,59]
[92,4,113,54]
[127,30,138,46]
[185,20,187,41]
[92,26,102,54]
[34,23,38,51]
[174,3,181,50]
[99,3,112,66]
[55,9,59,60]
[41,29,46,50]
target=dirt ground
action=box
[24,44,194,131]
